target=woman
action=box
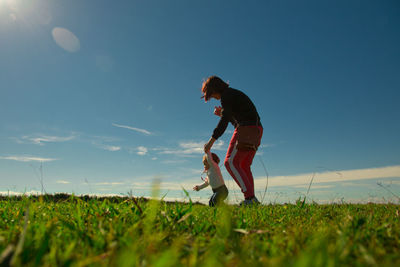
[201,76,263,205]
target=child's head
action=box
[203,152,220,170]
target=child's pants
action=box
[209,185,228,207]
[224,126,263,199]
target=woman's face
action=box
[211,93,221,100]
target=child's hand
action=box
[213,106,222,117]
[193,185,199,191]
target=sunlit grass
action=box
[0,194,399,266]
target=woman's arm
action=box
[204,137,216,153]
[205,93,233,152]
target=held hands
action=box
[214,106,222,117]
[204,137,216,153]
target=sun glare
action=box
[1,0,53,26]
[4,0,18,10]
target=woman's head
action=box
[201,76,229,102]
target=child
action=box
[193,151,228,207]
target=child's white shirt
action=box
[197,151,225,190]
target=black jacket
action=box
[212,87,262,140]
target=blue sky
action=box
[1,0,399,203]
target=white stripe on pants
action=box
[227,146,247,192]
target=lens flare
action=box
[52,27,80,53]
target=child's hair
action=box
[211,153,220,164]
[203,152,220,165]
[202,154,208,165]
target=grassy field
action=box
[0,194,399,267]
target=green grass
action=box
[0,194,399,266]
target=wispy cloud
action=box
[179,167,203,175]
[94,182,125,186]
[137,146,148,156]
[254,165,400,188]
[12,134,76,145]
[293,184,335,189]
[129,181,153,189]
[90,135,121,152]
[56,180,70,184]
[158,140,225,155]
[94,143,121,152]
[178,141,205,154]
[0,156,58,162]
[112,123,152,135]
[161,159,188,164]
[92,135,120,143]
[105,145,121,151]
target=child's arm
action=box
[193,178,209,191]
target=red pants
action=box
[224,126,263,198]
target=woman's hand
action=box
[204,137,216,153]
[193,185,199,191]
[213,106,222,117]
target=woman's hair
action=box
[201,76,229,101]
